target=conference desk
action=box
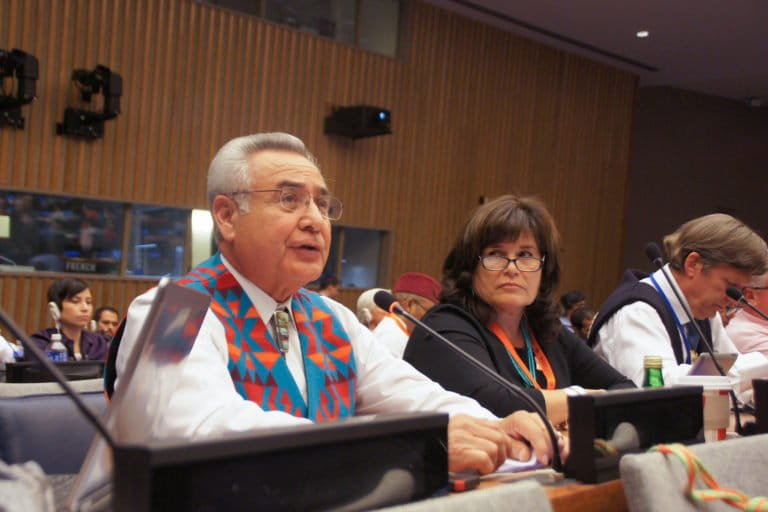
[546,479,627,512]
[469,410,755,512]
[477,475,627,512]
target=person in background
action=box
[356,288,389,330]
[317,275,340,299]
[570,307,595,342]
[112,133,563,474]
[726,273,768,359]
[94,306,120,339]
[590,214,768,386]
[30,278,108,361]
[404,195,634,426]
[0,332,16,364]
[558,290,585,332]
[373,272,441,358]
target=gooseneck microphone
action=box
[727,286,768,322]
[0,307,115,449]
[373,291,563,472]
[645,242,745,434]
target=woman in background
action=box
[404,195,633,425]
[30,278,108,361]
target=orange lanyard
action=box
[386,312,409,336]
[490,321,556,390]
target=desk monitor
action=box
[565,386,703,483]
[112,412,448,512]
[5,361,105,383]
[688,352,738,376]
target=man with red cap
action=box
[373,272,441,358]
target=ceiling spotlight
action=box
[636,30,649,38]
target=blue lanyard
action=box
[650,274,692,364]
[506,318,537,388]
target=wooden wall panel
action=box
[0,0,635,333]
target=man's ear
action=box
[683,251,703,277]
[212,195,239,242]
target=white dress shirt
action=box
[115,256,495,439]
[594,265,740,386]
[372,314,409,358]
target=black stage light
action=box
[57,65,123,140]
[324,105,392,139]
[0,48,39,129]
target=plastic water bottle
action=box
[46,333,68,362]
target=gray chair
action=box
[379,479,553,512]
[0,382,106,474]
[620,435,768,512]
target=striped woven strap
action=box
[651,443,768,511]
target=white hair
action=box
[207,132,317,213]
[356,288,389,325]
[207,132,317,239]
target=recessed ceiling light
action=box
[636,30,649,38]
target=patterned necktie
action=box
[272,306,291,354]
[685,322,701,353]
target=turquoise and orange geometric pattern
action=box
[178,253,356,422]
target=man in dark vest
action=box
[114,132,560,475]
[590,214,767,387]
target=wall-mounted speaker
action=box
[324,105,391,140]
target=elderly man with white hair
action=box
[356,287,389,330]
[113,132,563,476]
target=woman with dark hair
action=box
[404,195,633,424]
[29,278,109,361]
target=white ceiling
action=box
[425,0,768,105]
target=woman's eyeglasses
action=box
[478,254,545,272]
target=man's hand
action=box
[447,412,569,475]
[499,410,569,466]
[447,414,515,474]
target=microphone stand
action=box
[375,292,563,471]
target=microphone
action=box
[645,242,746,434]
[727,286,768,322]
[644,242,664,269]
[373,291,563,471]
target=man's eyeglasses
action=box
[232,186,343,221]
[479,254,546,272]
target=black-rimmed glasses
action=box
[479,254,545,272]
[231,185,343,221]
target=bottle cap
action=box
[643,355,663,368]
[51,332,62,342]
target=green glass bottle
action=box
[643,355,665,388]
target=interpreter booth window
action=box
[127,206,189,277]
[202,0,400,57]
[318,226,388,289]
[0,191,124,274]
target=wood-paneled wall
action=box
[0,0,636,335]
